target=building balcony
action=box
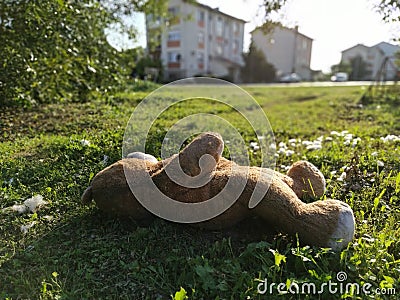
[168,62,181,69]
[167,40,181,48]
[198,20,205,28]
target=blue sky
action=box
[106,0,398,72]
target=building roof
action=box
[251,24,313,41]
[342,42,400,56]
[189,0,247,23]
[341,43,371,53]
[373,41,400,57]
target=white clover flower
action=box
[371,151,378,157]
[337,172,347,181]
[253,145,260,151]
[380,135,400,142]
[330,131,340,136]
[249,141,258,148]
[325,136,333,141]
[277,147,287,154]
[80,139,90,146]
[344,133,353,141]
[278,142,287,148]
[288,138,297,144]
[377,160,384,167]
[306,143,322,150]
[285,149,295,156]
[352,138,361,147]
[302,140,313,146]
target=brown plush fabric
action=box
[82,132,352,248]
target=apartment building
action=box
[251,25,313,80]
[341,42,399,80]
[146,0,246,82]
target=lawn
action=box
[0,84,399,299]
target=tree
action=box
[241,43,276,83]
[376,0,400,25]
[330,61,352,75]
[349,55,372,80]
[0,0,166,106]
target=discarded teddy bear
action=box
[82,132,355,251]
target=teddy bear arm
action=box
[84,159,154,220]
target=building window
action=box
[216,17,223,37]
[168,6,180,25]
[168,52,181,63]
[198,10,205,27]
[198,31,205,43]
[198,10,205,21]
[233,40,239,54]
[233,22,239,34]
[197,52,204,69]
[168,6,180,15]
[215,44,223,55]
[224,21,229,38]
[198,31,205,48]
[168,31,180,41]
[197,52,204,63]
[167,31,180,47]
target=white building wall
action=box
[341,42,399,80]
[251,26,313,80]
[146,0,245,81]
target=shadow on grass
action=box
[0,208,281,299]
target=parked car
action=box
[280,73,301,83]
[331,72,348,82]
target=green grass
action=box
[0,85,399,299]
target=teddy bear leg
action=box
[285,161,326,199]
[250,176,354,250]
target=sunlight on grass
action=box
[0,85,399,299]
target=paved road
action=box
[241,81,396,88]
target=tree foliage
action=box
[331,61,352,75]
[241,43,276,83]
[376,0,400,24]
[349,55,372,80]
[0,0,166,106]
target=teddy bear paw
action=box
[127,152,158,163]
[327,202,355,251]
